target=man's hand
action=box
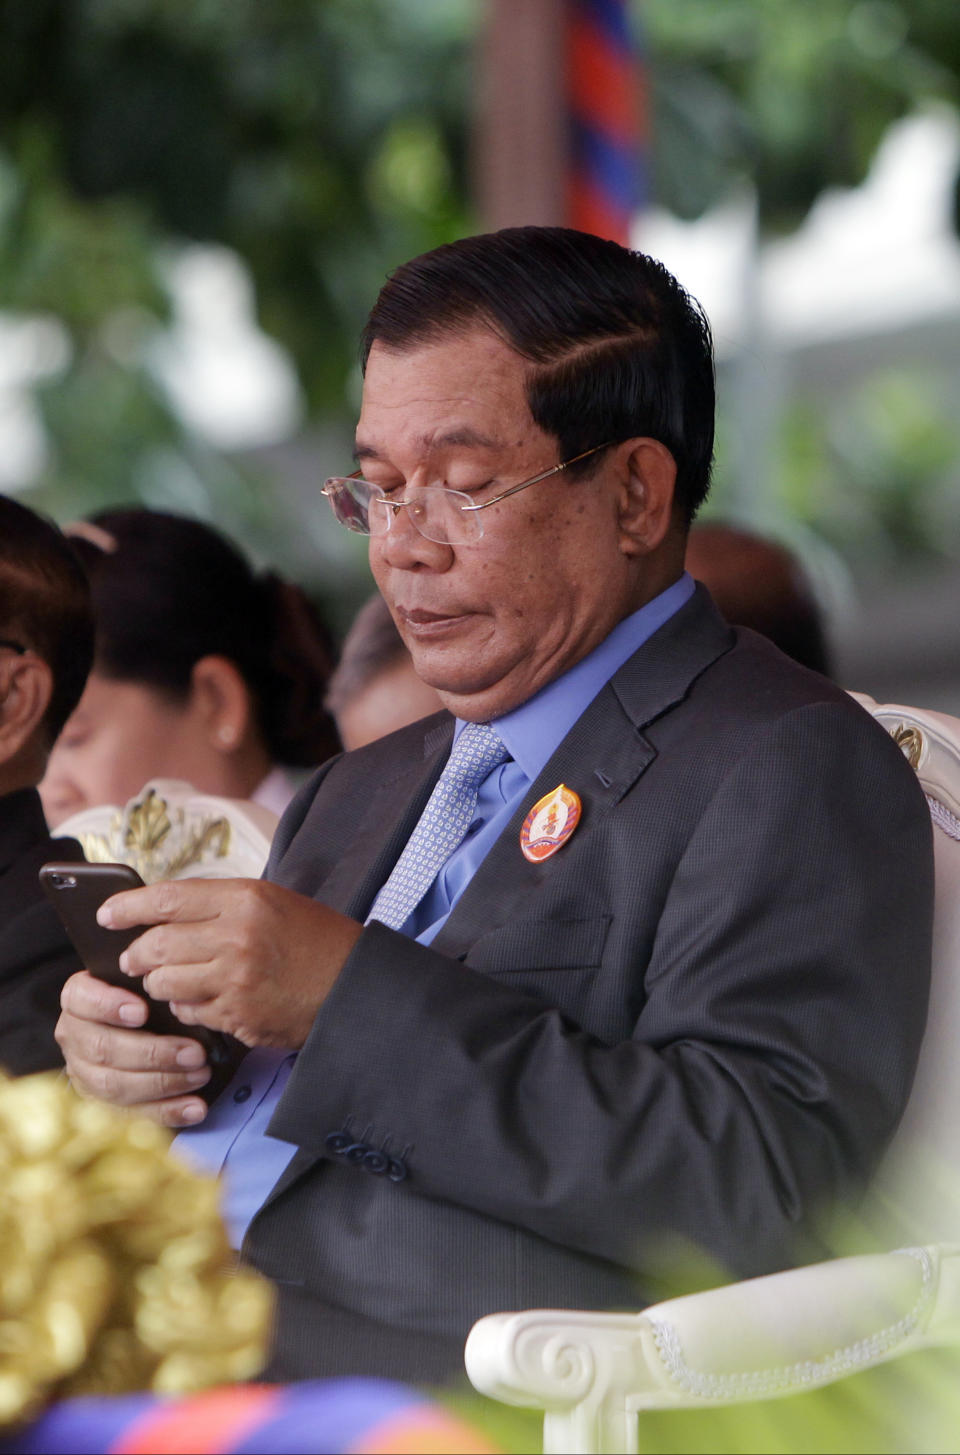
[106,878,362,1047]
[56,878,363,1127]
[56,969,215,1126]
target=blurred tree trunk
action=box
[474,0,566,229]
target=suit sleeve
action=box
[267,700,933,1277]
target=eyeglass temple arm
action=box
[460,442,612,513]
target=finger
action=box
[60,968,149,1028]
[120,922,220,980]
[56,1010,211,1074]
[142,963,221,1007]
[69,1067,210,1128]
[59,1022,212,1109]
[67,1055,211,1108]
[136,1095,210,1129]
[98,877,239,931]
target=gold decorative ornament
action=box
[891,724,924,771]
[76,786,232,883]
[0,1072,272,1432]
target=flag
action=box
[566,0,647,243]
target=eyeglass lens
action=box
[326,480,480,546]
[368,487,480,546]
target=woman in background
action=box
[41,508,340,826]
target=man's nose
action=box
[375,505,452,570]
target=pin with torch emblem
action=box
[520,783,582,863]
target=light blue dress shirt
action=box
[173,574,695,1247]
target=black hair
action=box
[0,494,94,744]
[71,509,341,767]
[361,226,715,522]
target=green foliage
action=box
[0,0,480,602]
[643,0,958,230]
[54,0,474,412]
[0,0,477,592]
[773,369,960,564]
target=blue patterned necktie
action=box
[367,721,510,932]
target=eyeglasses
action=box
[321,443,611,546]
[0,639,26,654]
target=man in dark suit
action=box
[0,495,93,1074]
[56,229,934,1383]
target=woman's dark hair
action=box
[70,509,341,767]
[360,226,715,523]
[0,494,94,744]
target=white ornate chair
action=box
[466,697,960,1454]
[465,1244,960,1454]
[56,777,279,883]
[853,699,960,1240]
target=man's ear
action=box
[0,653,54,767]
[189,655,255,753]
[615,438,678,558]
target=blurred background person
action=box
[41,509,341,828]
[326,593,444,751]
[0,495,92,1074]
[685,521,834,676]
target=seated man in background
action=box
[0,495,93,1074]
[57,228,933,1384]
[326,592,443,749]
[685,520,833,675]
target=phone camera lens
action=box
[50,873,77,889]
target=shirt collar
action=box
[454,572,695,782]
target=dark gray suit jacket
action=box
[247,588,933,1383]
[0,788,84,1076]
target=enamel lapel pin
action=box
[520,783,582,863]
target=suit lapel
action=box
[608,582,735,734]
[428,687,652,955]
[317,716,455,921]
[430,586,734,957]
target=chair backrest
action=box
[57,778,279,883]
[848,695,960,1240]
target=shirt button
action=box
[233,1085,252,1104]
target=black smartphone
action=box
[39,860,241,1103]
